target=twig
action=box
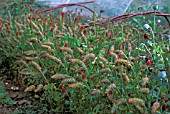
[110,11,170,27]
[83,11,170,28]
[37,1,95,15]
[163,16,170,27]
[110,11,168,21]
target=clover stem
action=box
[31,44,48,82]
[123,52,138,85]
[150,27,157,62]
[153,11,156,31]
[150,28,156,45]
[139,43,154,61]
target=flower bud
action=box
[143,24,151,31]
[153,4,158,10]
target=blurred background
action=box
[0,0,169,18]
[34,0,170,17]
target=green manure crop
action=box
[0,1,170,114]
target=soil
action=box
[0,61,31,114]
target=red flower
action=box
[72,34,74,37]
[3,34,6,37]
[162,103,167,111]
[105,31,108,37]
[24,12,27,15]
[29,7,33,12]
[51,65,55,69]
[50,21,52,26]
[59,84,62,89]
[35,10,39,13]
[81,73,86,78]
[114,31,116,35]
[61,86,66,92]
[28,16,31,20]
[68,58,73,63]
[44,18,48,21]
[50,28,53,31]
[107,50,111,55]
[118,22,121,25]
[61,12,65,18]
[0,26,2,30]
[74,16,78,22]
[65,25,69,29]
[109,33,112,39]
[44,31,46,36]
[64,42,68,47]
[118,52,122,58]
[80,25,84,29]
[16,30,19,35]
[78,70,82,74]
[144,33,151,40]
[7,29,10,33]
[146,60,151,66]
[44,82,48,85]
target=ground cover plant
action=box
[0,0,170,114]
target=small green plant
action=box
[0,82,13,105]
[0,0,170,113]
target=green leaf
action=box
[132,18,139,25]
[64,34,69,39]
[118,105,127,111]
[0,83,4,90]
[46,31,51,37]
[53,92,60,101]
[116,37,122,43]
[147,40,153,46]
[92,35,97,39]
[82,44,87,48]
[118,83,123,88]
[99,50,104,55]
[150,89,157,97]
[90,96,93,102]
[0,93,5,98]
[159,86,168,93]
[123,51,128,55]
[93,105,100,112]
[4,97,13,105]
[88,112,93,114]
[65,100,70,104]
[166,101,170,106]
[125,85,134,90]
[155,111,161,114]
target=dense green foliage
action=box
[0,1,170,114]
